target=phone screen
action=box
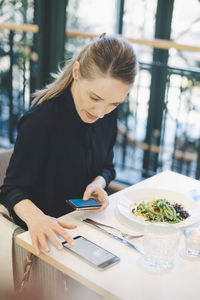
[66,198,101,210]
[63,236,119,269]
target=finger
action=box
[90,188,106,202]
[83,186,91,200]
[99,200,109,211]
[53,225,74,246]
[87,200,109,213]
[83,185,96,200]
[46,228,64,250]
[90,187,104,202]
[31,234,40,256]
[99,197,109,211]
[57,219,77,229]
[38,233,50,253]
[90,194,99,203]
[89,188,109,212]
[96,187,108,202]
[87,202,109,213]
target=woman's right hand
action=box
[26,214,77,256]
[14,199,77,255]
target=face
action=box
[70,62,131,124]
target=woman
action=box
[0,35,137,255]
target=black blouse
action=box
[0,85,117,229]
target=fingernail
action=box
[58,245,63,250]
[45,248,49,252]
[70,241,74,246]
[36,251,40,256]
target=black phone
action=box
[66,198,101,210]
[62,236,120,270]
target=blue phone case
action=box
[66,198,101,210]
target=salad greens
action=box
[132,199,189,223]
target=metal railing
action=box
[114,62,200,184]
[0,23,38,143]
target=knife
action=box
[83,218,144,255]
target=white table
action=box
[16,171,200,300]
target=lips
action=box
[85,111,98,120]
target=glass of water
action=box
[142,223,180,272]
[183,225,200,258]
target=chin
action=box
[82,117,97,124]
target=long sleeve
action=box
[0,105,49,217]
[99,111,117,189]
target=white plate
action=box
[117,187,200,228]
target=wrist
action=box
[14,199,44,225]
[92,176,106,189]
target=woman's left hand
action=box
[82,180,109,213]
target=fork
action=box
[83,218,143,240]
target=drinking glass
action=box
[183,225,200,258]
[142,223,180,272]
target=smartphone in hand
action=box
[66,198,101,210]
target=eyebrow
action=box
[89,90,124,105]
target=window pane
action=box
[123,0,157,40]
[66,0,116,34]
[169,0,200,68]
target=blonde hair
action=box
[32,35,137,106]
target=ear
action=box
[72,61,80,80]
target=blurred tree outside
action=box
[0,0,34,142]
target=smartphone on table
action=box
[66,198,101,210]
[62,235,120,270]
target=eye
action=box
[90,97,100,102]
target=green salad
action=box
[132,199,189,223]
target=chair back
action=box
[0,148,13,218]
[0,148,20,291]
[0,148,13,187]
